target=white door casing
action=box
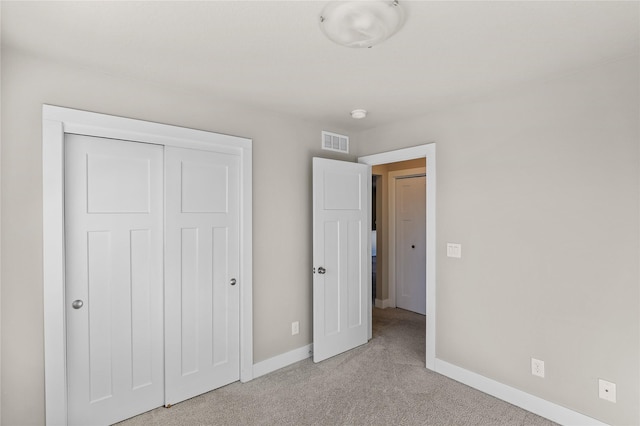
[43,105,253,425]
[164,147,240,405]
[312,158,370,363]
[65,135,164,425]
[395,175,427,315]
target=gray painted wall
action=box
[356,56,640,425]
[1,46,638,426]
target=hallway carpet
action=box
[119,308,556,425]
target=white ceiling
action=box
[2,1,639,131]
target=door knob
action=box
[230,278,237,286]
[318,267,326,274]
[71,300,84,309]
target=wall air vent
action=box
[321,131,349,154]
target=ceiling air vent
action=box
[322,131,349,154]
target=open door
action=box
[312,158,370,363]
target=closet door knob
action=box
[72,300,84,309]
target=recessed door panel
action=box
[130,229,154,390]
[87,231,113,402]
[87,154,151,213]
[180,227,200,376]
[347,220,363,329]
[181,162,229,213]
[212,226,230,366]
[324,172,361,210]
[323,220,341,336]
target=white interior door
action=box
[312,158,370,363]
[65,135,164,425]
[164,146,241,405]
[395,175,427,315]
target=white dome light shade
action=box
[351,109,368,119]
[320,1,405,48]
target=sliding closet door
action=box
[65,136,242,422]
[65,135,164,426]
[164,146,241,405]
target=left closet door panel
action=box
[65,134,164,426]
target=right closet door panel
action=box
[164,146,241,405]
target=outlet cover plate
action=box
[531,358,545,378]
[291,321,300,336]
[599,379,616,403]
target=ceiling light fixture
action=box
[319,0,405,48]
[351,109,367,119]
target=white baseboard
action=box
[375,298,394,309]
[434,359,606,426]
[252,344,313,379]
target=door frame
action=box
[388,168,426,310]
[358,144,436,370]
[42,105,253,425]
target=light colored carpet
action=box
[118,308,557,425]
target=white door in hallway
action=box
[395,175,426,315]
[312,158,370,362]
[65,135,164,425]
[164,146,241,405]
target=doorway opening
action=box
[371,159,426,313]
[359,144,436,370]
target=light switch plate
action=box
[447,243,462,258]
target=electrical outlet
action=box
[599,379,616,403]
[531,358,545,378]
[291,321,299,336]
